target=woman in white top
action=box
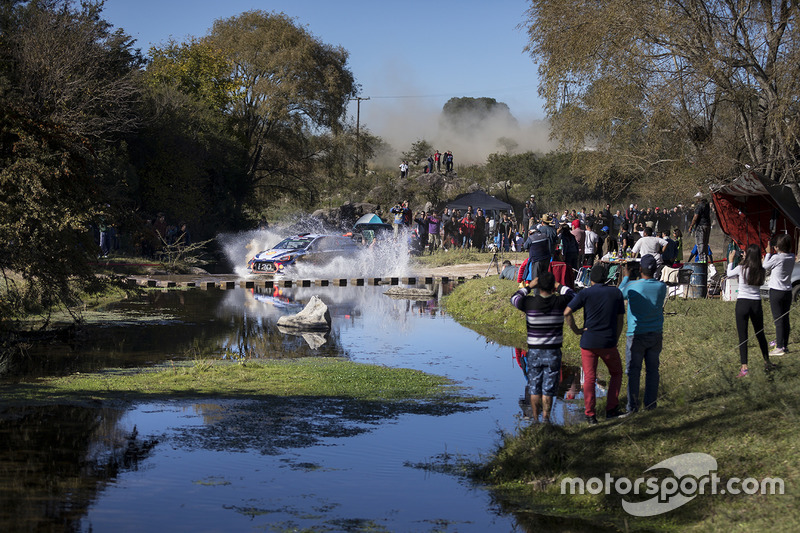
[763,234,795,356]
[727,244,773,378]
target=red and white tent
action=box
[711,171,800,253]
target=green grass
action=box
[0,357,482,408]
[445,276,800,531]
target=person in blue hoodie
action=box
[619,255,667,412]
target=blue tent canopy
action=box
[355,213,384,225]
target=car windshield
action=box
[273,237,314,250]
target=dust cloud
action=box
[361,96,555,167]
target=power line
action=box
[363,84,539,100]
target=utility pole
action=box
[349,96,370,176]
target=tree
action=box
[401,139,434,166]
[128,82,248,232]
[207,11,357,208]
[524,0,800,199]
[440,97,518,132]
[145,38,236,112]
[0,0,140,323]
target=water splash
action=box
[217,216,417,279]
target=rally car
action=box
[247,233,360,274]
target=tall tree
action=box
[524,0,800,198]
[440,97,518,132]
[137,38,247,230]
[208,11,357,208]
[0,0,141,322]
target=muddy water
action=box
[0,284,593,532]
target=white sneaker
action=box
[769,347,785,357]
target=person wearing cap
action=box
[620,255,667,412]
[538,214,558,258]
[564,264,626,424]
[688,192,712,262]
[523,225,552,288]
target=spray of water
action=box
[217,217,417,279]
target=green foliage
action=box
[524,0,800,193]
[0,0,140,324]
[208,10,357,207]
[146,38,236,111]
[401,139,434,165]
[128,82,248,231]
[441,97,518,131]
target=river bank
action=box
[444,276,800,531]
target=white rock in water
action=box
[277,295,331,330]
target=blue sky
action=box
[102,0,550,160]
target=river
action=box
[0,282,592,532]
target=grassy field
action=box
[444,276,800,532]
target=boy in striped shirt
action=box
[511,272,577,422]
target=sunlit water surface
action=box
[0,284,594,532]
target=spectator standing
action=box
[672,228,684,262]
[401,201,412,227]
[620,255,667,412]
[474,208,487,252]
[460,212,475,248]
[414,211,428,249]
[523,228,552,285]
[498,214,512,251]
[764,234,795,356]
[399,161,409,179]
[565,264,627,424]
[660,231,678,266]
[391,203,404,240]
[511,272,578,423]
[585,209,596,230]
[631,226,668,265]
[538,214,558,259]
[153,212,168,244]
[558,223,580,271]
[584,225,599,265]
[571,219,586,267]
[726,245,774,377]
[688,193,712,262]
[522,201,533,233]
[425,212,441,253]
[434,150,441,172]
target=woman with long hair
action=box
[764,234,795,356]
[727,244,774,377]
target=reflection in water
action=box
[513,348,604,425]
[0,406,156,532]
[0,283,571,531]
